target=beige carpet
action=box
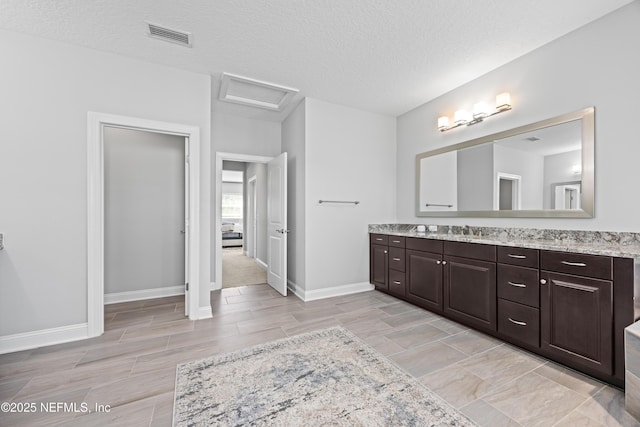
[222,247,267,288]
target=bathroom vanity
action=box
[369,225,640,388]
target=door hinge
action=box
[185,282,189,291]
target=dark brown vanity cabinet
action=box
[405,238,444,312]
[369,232,635,387]
[497,247,540,348]
[369,234,388,290]
[443,242,497,332]
[387,237,406,297]
[539,250,626,378]
[370,234,407,296]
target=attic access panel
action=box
[218,73,299,111]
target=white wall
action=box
[457,144,494,211]
[305,98,396,292]
[420,151,457,212]
[0,30,211,337]
[281,100,306,290]
[396,1,640,231]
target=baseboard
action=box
[256,258,268,270]
[0,323,89,355]
[104,285,185,304]
[287,279,305,300]
[196,305,213,320]
[287,281,374,302]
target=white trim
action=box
[87,112,201,339]
[215,153,273,292]
[256,258,268,270]
[197,305,213,319]
[287,281,374,302]
[0,324,89,355]
[104,286,185,305]
[287,279,305,301]
[210,282,217,291]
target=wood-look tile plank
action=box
[1,285,625,426]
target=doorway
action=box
[496,172,522,210]
[87,112,202,338]
[103,127,186,302]
[220,162,266,288]
[214,152,288,295]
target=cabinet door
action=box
[540,271,613,376]
[370,244,388,290]
[444,256,497,332]
[406,250,443,313]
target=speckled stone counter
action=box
[369,224,640,260]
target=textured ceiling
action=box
[0,0,634,120]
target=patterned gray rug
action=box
[173,326,477,426]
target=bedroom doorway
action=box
[215,152,288,295]
[220,160,267,288]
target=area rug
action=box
[173,326,477,426]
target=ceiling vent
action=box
[218,73,299,111]
[146,22,192,47]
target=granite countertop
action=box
[369,225,640,260]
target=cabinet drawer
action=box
[370,234,388,246]
[497,264,539,308]
[540,251,612,281]
[497,246,539,268]
[406,237,443,253]
[498,299,540,348]
[389,236,406,248]
[389,247,405,272]
[444,241,496,262]
[389,270,405,296]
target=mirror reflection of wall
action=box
[416,107,593,217]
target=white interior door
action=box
[267,152,288,296]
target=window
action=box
[222,193,243,219]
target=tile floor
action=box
[1,285,638,426]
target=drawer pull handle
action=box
[392,240,401,243]
[508,318,527,326]
[561,261,587,267]
[392,258,401,261]
[376,238,383,241]
[508,254,527,259]
[393,280,401,285]
[508,281,526,288]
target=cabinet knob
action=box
[436,260,441,265]
[540,279,547,285]
[442,261,447,265]
[384,250,388,254]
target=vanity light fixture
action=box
[438,92,512,132]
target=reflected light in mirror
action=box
[496,92,511,110]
